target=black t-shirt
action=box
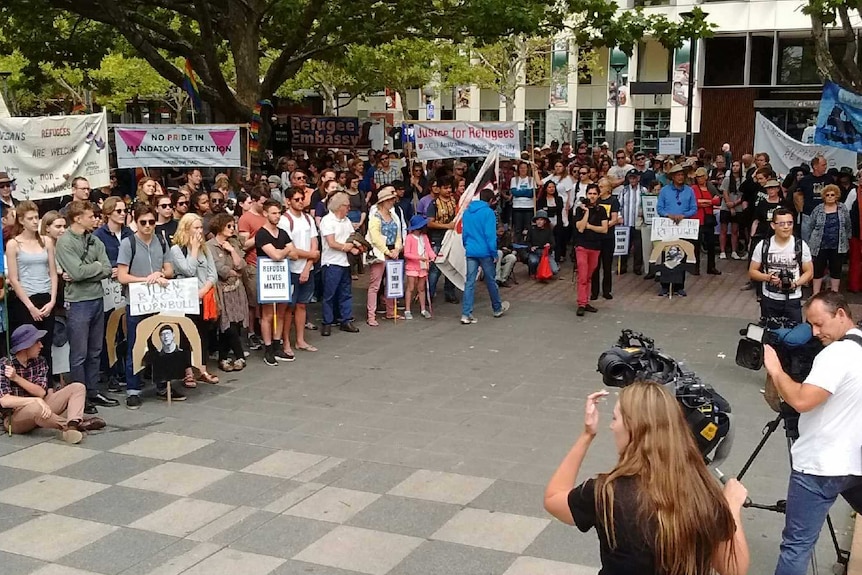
[155,219,179,246]
[568,477,658,575]
[739,177,762,218]
[254,226,291,259]
[598,196,620,242]
[753,198,784,238]
[797,174,834,215]
[574,205,609,250]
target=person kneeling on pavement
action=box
[0,325,105,443]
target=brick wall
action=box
[699,88,758,157]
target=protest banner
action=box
[385,260,405,299]
[0,112,110,201]
[412,122,519,160]
[257,258,292,303]
[642,196,658,225]
[128,278,199,316]
[754,112,856,176]
[650,217,700,242]
[815,81,862,153]
[613,227,631,257]
[290,116,362,148]
[114,124,242,168]
[101,278,125,311]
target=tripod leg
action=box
[737,413,783,480]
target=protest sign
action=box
[114,124,241,168]
[290,116,361,148]
[650,217,700,242]
[642,196,658,225]
[101,278,125,311]
[815,81,862,152]
[613,227,631,257]
[128,278,199,316]
[412,122,519,160]
[385,260,405,299]
[0,112,110,201]
[754,112,856,176]
[658,137,682,155]
[257,258,292,303]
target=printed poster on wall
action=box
[0,111,110,201]
[257,258,292,304]
[114,124,241,168]
[412,122,519,160]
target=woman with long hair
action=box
[171,213,219,385]
[6,200,58,370]
[598,157,612,179]
[537,180,567,263]
[720,160,745,259]
[545,381,749,575]
[135,177,158,207]
[206,213,248,373]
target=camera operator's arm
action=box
[764,345,830,412]
[544,390,609,524]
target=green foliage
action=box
[91,54,171,114]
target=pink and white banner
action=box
[114,124,242,168]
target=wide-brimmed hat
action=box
[408,215,429,232]
[267,175,281,186]
[533,209,549,221]
[0,172,15,185]
[376,188,396,204]
[667,164,685,175]
[10,325,47,354]
[764,179,780,188]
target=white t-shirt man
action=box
[278,211,318,274]
[608,163,634,195]
[319,212,354,267]
[750,238,812,301]
[792,328,862,476]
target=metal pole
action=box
[612,69,621,151]
[685,38,697,155]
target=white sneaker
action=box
[494,301,511,318]
[61,429,83,444]
[421,310,432,319]
[404,311,413,320]
[460,315,477,325]
[719,253,727,260]
[731,252,742,260]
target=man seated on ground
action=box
[0,325,105,443]
[495,224,517,287]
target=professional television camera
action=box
[735,321,822,384]
[597,329,733,465]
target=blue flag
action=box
[814,81,862,152]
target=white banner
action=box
[0,112,110,201]
[753,112,857,177]
[128,278,199,317]
[613,227,630,257]
[257,258,292,304]
[413,122,519,160]
[114,124,242,168]
[650,217,700,242]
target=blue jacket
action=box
[93,224,134,267]
[657,183,697,218]
[462,200,497,258]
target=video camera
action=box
[597,330,733,465]
[735,321,822,383]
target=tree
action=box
[803,0,862,91]
[90,54,172,114]
[277,59,371,115]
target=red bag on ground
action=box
[536,245,553,281]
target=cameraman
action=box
[765,291,862,575]
[544,382,749,575]
[749,209,813,326]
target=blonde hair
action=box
[596,381,736,575]
[40,211,65,238]
[820,183,841,200]
[328,192,349,213]
[172,213,208,255]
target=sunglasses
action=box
[0,183,10,188]
[295,175,307,180]
[211,198,224,204]
[579,171,588,175]
[226,223,236,229]
[176,201,188,207]
[824,193,838,197]
[114,208,126,214]
[138,219,156,226]
[159,203,173,209]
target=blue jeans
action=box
[124,309,150,396]
[322,265,353,325]
[428,239,456,301]
[67,299,105,398]
[527,250,559,276]
[462,257,502,317]
[775,470,862,575]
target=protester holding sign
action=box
[255,199,297,366]
[55,200,117,414]
[117,205,175,408]
[366,188,404,326]
[171,214,219,385]
[6,201,58,372]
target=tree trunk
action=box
[399,90,413,120]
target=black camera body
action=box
[597,330,733,464]
[777,268,795,293]
[735,322,822,382]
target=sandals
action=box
[296,344,318,352]
[183,370,197,389]
[367,318,379,327]
[197,371,219,384]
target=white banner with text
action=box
[128,278,200,317]
[412,122,519,160]
[650,217,700,242]
[114,124,242,168]
[753,112,857,176]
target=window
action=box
[750,35,774,85]
[524,110,546,149]
[480,109,499,122]
[634,110,670,155]
[576,110,606,147]
[778,35,820,85]
[634,0,669,6]
[703,37,746,86]
[637,41,671,83]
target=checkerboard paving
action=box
[0,430,601,575]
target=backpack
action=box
[759,236,803,273]
[283,211,313,232]
[128,234,168,269]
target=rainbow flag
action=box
[183,59,201,111]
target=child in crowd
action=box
[403,215,435,319]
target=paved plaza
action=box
[0,257,856,575]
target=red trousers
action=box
[849,238,862,292]
[576,246,601,307]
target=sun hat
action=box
[408,215,429,232]
[10,325,47,354]
[533,209,549,221]
[668,164,685,175]
[376,188,397,204]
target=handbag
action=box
[202,287,218,321]
[536,245,553,281]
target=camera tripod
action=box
[735,409,850,575]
